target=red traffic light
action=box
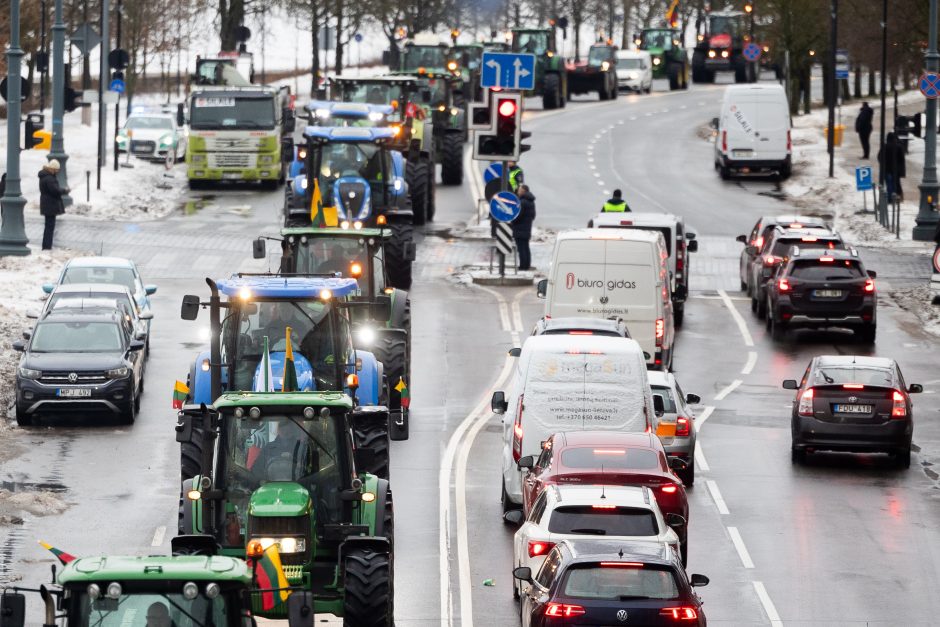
[498,99,517,117]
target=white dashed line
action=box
[695,405,714,432]
[644,112,652,116]
[741,351,758,375]
[706,480,730,515]
[697,101,705,106]
[617,120,624,124]
[753,582,784,627]
[602,189,611,195]
[629,116,637,120]
[714,379,742,401]
[694,441,710,472]
[597,181,605,186]
[717,289,754,347]
[679,105,687,109]
[151,526,166,547]
[593,172,600,177]
[727,527,755,568]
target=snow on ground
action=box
[890,284,940,338]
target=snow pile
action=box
[890,285,940,337]
[0,489,70,517]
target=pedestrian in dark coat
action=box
[0,172,6,197]
[855,102,874,159]
[878,132,906,201]
[39,160,67,250]
[513,184,536,271]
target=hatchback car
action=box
[508,484,683,599]
[517,431,690,563]
[514,539,708,626]
[783,355,922,467]
[648,370,700,486]
[13,311,146,426]
[736,214,830,292]
[530,316,630,338]
[766,247,877,342]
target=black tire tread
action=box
[343,548,392,627]
[406,159,429,225]
[385,221,414,291]
[354,421,390,480]
[440,134,463,185]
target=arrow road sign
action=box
[109,78,126,94]
[481,52,536,90]
[743,43,761,62]
[494,222,514,256]
[70,23,101,55]
[483,163,503,184]
[855,165,873,191]
[490,191,521,223]
[920,73,940,99]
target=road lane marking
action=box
[741,351,758,375]
[511,290,526,335]
[727,526,755,568]
[706,479,730,515]
[694,441,710,472]
[718,289,754,347]
[695,405,714,431]
[151,526,166,547]
[714,379,742,401]
[753,581,784,627]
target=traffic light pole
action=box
[49,0,72,207]
[113,0,122,172]
[914,0,940,240]
[97,0,109,190]
[0,0,32,256]
[498,162,508,277]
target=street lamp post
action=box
[48,0,73,207]
[826,0,838,179]
[914,0,940,240]
[0,0,33,256]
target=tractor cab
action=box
[511,29,554,57]
[448,43,485,101]
[303,100,394,128]
[400,42,451,74]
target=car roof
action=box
[558,430,657,448]
[559,228,661,243]
[559,539,676,565]
[765,214,829,228]
[645,370,675,386]
[51,297,124,310]
[51,283,133,295]
[592,212,681,229]
[771,226,840,239]
[551,484,651,508]
[537,317,627,333]
[789,247,859,260]
[65,256,136,269]
[522,334,645,357]
[814,355,895,369]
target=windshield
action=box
[562,564,680,600]
[402,46,447,70]
[73,588,238,627]
[125,116,173,131]
[316,141,387,206]
[295,237,376,294]
[770,237,839,257]
[62,266,137,293]
[560,446,660,470]
[640,30,672,50]
[514,32,548,55]
[547,506,659,536]
[813,367,893,386]
[790,260,864,280]
[339,82,403,109]
[710,15,743,37]
[588,47,612,66]
[617,57,642,69]
[454,46,483,68]
[31,321,123,353]
[190,96,275,130]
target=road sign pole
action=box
[113,0,122,172]
[49,0,71,207]
[97,0,109,190]
[915,0,940,240]
[0,0,31,256]
[498,160,509,277]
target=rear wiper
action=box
[819,370,835,384]
[567,528,607,535]
[618,595,652,600]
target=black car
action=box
[783,355,922,467]
[743,226,845,318]
[13,311,146,426]
[514,539,708,626]
[736,214,829,291]
[765,247,877,341]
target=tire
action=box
[857,324,877,344]
[667,63,680,90]
[406,159,429,225]
[681,65,689,89]
[896,447,911,469]
[719,163,731,180]
[769,312,785,341]
[343,547,392,627]
[440,133,463,185]
[354,421,390,481]
[780,157,793,180]
[180,426,206,482]
[740,279,749,292]
[385,221,414,291]
[674,303,685,328]
[15,406,33,427]
[121,394,137,425]
[501,481,514,520]
[373,334,409,441]
[791,445,805,464]
[426,159,437,221]
[543,73,560,110]
[750,295,758,313]
[678,458,694,487]
[756,294,768,320]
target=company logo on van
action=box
[566,272,575,290]
[565,273,638,291]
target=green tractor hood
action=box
[249,482,312,517]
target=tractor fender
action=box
[354,350,381,406]
[190,350,214,405]
[288,153,304,179]
[389,151,405,178]
[340,535,390,561]
[292,174,306,198]
[356,475,389,536]
[179,477,202,535]
[387,289,410,330]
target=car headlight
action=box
[159,134,174,147]
[18,367,41,380]
[601,61,610,71]
[115,134,127,145]
[106,367,129,379]
[653,57,661,66]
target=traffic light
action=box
[473,93,523,160]
[469,100,494,131]
[64,86,81,112]
[896,113,922,138]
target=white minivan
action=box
[713,83,792,180]
[492,334,657,511]
[615,50,652,93]
[537,229,675,370]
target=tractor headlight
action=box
[601,61,610,71]
[721,50,729,58]
[368,111,384,122]
[277,537,306,554]
[357,326,376,345]
[315,108,331,118]
[300,177,308,189]
[393,178,403,192]
[450,107,459,116]
[653,57,661,66]
[298,148,307,160]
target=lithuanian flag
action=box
[251,543,291,610]
[282,327,299,392]
[395,376,410,409]
[665,0,680,27]
[310,178,326,227]
[172,380,189,409]
[39,540,76,565]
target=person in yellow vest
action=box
[602,189,630,212]
[508,161,524,192]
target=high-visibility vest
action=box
[509,167,523,191]
[602,199,628,212]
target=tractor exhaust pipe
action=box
[207,278,222,404]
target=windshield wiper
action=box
[567,528,607,535]
[819,370,835,384]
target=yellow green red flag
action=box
[282,327,299,392]
[172,380,189,409]
[250,543,291,610]
[39,540,77,565]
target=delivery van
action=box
[713,83,792,180]
[492,334,657,509]
[537,229,674,369]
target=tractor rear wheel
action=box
[343,547,393,627]
[543,73,561,109]
[734,57,748,83]
[373,333,409,441]
[385,221,414,291]
[440,134,463,185]
[354,420,390,480]
[426,159,437,221]
[406,159,430,225]
[180,427,206,483]
[667,63,681,90]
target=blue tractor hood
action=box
[303,126,397,143]
[216,276,360,299]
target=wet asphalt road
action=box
[3,75,940,627]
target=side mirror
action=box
[286,590,315,627]
[508,347,521,357]
[710,117,719,129]
[491,390,508,414]
[175,414,193,443]
[283,108,296,133]
[41,282,54,294]
[735,235,748,244]
[354,448,377,471]
[11,340,25,352]
[908,384,923,394]
[139,311,154,320]
[782,379,799,390]
[25,309,39,319]
[690,573,710,587]
[0,591,26,627]
[686,231,696,240]
[512,566,533,582]
[371,295,392,321]
[129,339,146,351]
[181,294,201,321]
[668,456,688,471]
[687,239,698,253]
[177,103,186,127]
[664,512,686,528]
[145,284,158,296]
[518,455,535,469]
[404,241,417,262]
[253,238,267,259]
[536,279,548,299]
[653,394,665,417]
[21,330,31,340]
[503,509,524,525]
[685,393,701,404]
[867,269,877,279]
[281,137,295,164]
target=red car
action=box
[517,431,690,563]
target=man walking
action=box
[855,102,874,160]
[39,160,67,250]
[513,184,536,271]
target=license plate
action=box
[814,289,843,298]
[57,388,91,398]
[656,422,677,437]
[222,172,242,180]
[733,149,753,157]
[834,404,873,413]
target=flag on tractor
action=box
[665,0,680,27]
[282,327,299,392]
[395,376,410,409]
[250,543,291,610]
[310,178,326,227]
[172,380,189,409]
[39,541,77,565]
[255,336,274,392]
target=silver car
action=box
[116,111,187,162]
[648,370,699,486]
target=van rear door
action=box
[549,239,608,318]
[725,97,760,160]
[754,95,789,161]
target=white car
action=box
[647,370,700,486]
[116,111,188,162]
[507,484,682,600]
[615,50,653,93]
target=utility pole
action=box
[826,0,837,178]
[40,0,48,111]
[114,0,122,172]
[97,0,110,190]
[0,0,32,256]
[49,0,72,207]
[915,0,940,240]
[878,0,887,190]
[81,0,92,126]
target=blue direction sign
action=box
[920,73,940,99]
[483,163,503,184]
[742,43,761,62]
[490,191,521,223]
[855,165,873,191]
[109,78,125,94]
[481,52,536,90]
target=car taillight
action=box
[798,388,814,417]
[655,318,665,346]
[512,395,524,462]
[777,278,790,292]
[661,484,679,494]
[892,390,907,418]
[753,235,764,249]
[787,129,792,152]
[661,607,699,620]
[677,242,685,274]
[675,417,691,437]
[864,278,875,293]
[722,130,727,152]
[545,603,586,617]
[528,540,555,557]
[763,254,781,266]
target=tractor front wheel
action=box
[440,134,463,185]
[385,221,415,291]
[543,73,561,109]
[354,420,390,480]
[343,547,393,627]
[406,159,430,225]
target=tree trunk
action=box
[853,63,861,98]
[219,0,245,51]
[335,0,344,76]
[620,0,632,49]
[574,17,582,62]
[802,67,811,115]
[868,66,875,96]
[311,19,320,97]
[386,33,400,71]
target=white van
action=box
[537,229,675,370]
[492,334,656,509]
[615,50,652,93]
[588,212,698,327]
[713,83,792,180]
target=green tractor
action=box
[638,28,689,90]
[449,43,485,102]
[510,28,568,109]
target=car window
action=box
[62,266,138,292]
[770,237,839,257]
[748,219,761,243]
[789,260,864,280]
[562,564,680,600]
[812,366,893,387]
[31,321,124,353]
[547,506,659,536]
[651,385,677,413]
[529,491,549,524]
[535,549,563,589]
[560,446,659,470]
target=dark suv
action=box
[13,311,146,426]
[736,214,829,291]
[765,248,877,342]
[783,355,922,467]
